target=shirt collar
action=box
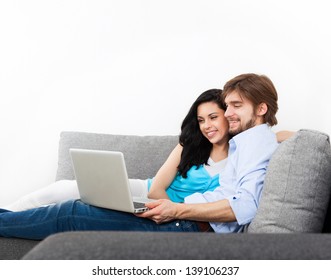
[229,124,270,145]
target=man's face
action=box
[224,90,261,136]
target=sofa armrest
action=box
[0,237,39,260]
[22,231,331,260]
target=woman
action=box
[3,89,230,211]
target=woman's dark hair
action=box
[177,89,226,178]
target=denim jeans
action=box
[0,199,201,240]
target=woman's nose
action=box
[204,119,211,129]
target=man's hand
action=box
[136,199,179,224]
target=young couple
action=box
[0,73,292,240]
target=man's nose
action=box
[224,107,233,118]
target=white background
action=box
[0,0,330,206]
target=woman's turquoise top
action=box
[147,164,220,203]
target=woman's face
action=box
[197,101,229,145]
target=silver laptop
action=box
[70,148,152,213]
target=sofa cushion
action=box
[56,131,178,181]
[248,129,331,233]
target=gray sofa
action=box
[1,129,331,259]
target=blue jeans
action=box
[0,199,202,240]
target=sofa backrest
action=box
[56,131,178,181]
[56,130,331,233]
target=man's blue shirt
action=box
[185,124,279,233]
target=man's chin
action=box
[229,128,242,136]
[229,120,256,136]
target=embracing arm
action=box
[175,200,235,222]
[147,144,183,200]
[276,130,295,142]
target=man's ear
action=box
[257,103,268,116]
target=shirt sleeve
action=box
[226,169,266,225]
[184,167,267,225]
[225,139,277,225]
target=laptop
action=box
[69,148,153,213]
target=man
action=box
[0,73,279,239]
[139,73,279,233]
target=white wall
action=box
[1,0,330,206]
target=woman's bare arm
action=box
[147,144,183,200]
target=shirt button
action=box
[176,222,180,226]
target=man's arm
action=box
[137,199,236,224]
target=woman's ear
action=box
[257,102,268,116]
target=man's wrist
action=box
[174,202,187,220]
